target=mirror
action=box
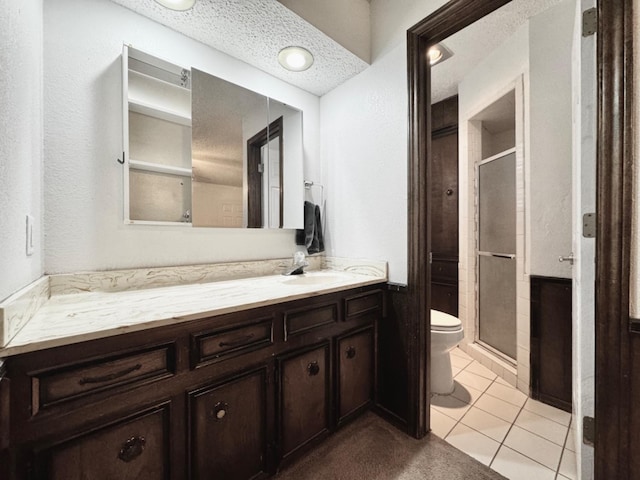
[191,69,268,228]
[124,47,304,229]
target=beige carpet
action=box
[274,412,506,480]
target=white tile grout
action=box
[432,350,572,479]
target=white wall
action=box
[43,0,320,274]
[0,1,44,301]
[529,0,575,278]
[457,25,529,388]
[320,42,408,283]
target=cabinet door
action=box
[189,368,268,480]
[336,327,373,424]
[431,283,458,317]
[33,404,170,480]
[278,343,330,461]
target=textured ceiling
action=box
[109,0,369,96]
[111,0,566,99]
[431,0,565,103]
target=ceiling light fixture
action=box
[154,0,196,11]
[278,46,314,72]
[427,43,453,66]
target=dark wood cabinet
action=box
[278,343,330,462]
[189,368,268,480]
[336,326,374,424]
[32,403,170,480]
[431,283,458,319]
[430,96,459,317]
[1,283,383,480]
[530,276,572,412]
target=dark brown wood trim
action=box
[247,117,284,228]
[432,124,458,139]
[406,0,511,439]
[595,0,634,477]
[408,0,512,42]
[630,318,640,335]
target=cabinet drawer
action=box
[284,303,338,340]
[33,404,170,480]
[336,327,374,424]
[32,344,175,414]
[191,318,274,368]
[344,290,382,319]
[432,260,458,284]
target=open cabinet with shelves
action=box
[122,45,193,225]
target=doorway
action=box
[406,0,634,478]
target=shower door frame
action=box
[468,79,525,366]
[474,152,519,364]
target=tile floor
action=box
[430,347,577,480]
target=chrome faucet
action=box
[282,251,308,276]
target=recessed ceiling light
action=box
[278,46,314,72]
[427,43,453,66]
[154,0,196,11]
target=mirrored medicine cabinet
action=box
[122,46,304,229]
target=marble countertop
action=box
[0,269,386,358]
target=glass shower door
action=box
[477,152,517,360]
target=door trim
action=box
[406,4,634,469]
[406,0,512,439]
[594,0,634,477]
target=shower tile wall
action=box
[458,81,530,394]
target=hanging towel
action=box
[296,201,324,254]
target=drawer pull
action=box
[118,436,146,463]
[78,363,142,385]
[219,334,255,348]
[213,401,228,420]
[346,346,357,359]
[307,361,320,376]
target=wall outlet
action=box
[26,215,34,256]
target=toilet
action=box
[431,309,464,395]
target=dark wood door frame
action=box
[247,117,284,228]
[594,0,634,478]
[406,8,635,479]
[406,0,512,439]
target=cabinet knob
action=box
[213,401,228,420]
[346,346,357,359]
[446,188,454,196]
[307,361,320,376]
[118,436,146,463]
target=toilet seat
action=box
[431,310,462,331]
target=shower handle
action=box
[558,254,575,265]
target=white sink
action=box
[281,275,345,286]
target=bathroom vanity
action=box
[0,265,386,479]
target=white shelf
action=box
[129,67,189,92]
[129,159,192,177]
[126,219,193,227]
[128,99,191,127]
[479,146,517,165]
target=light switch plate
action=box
[26,215,34,256]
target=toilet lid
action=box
[431,310,462,331]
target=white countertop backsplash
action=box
[0,257,387,358]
